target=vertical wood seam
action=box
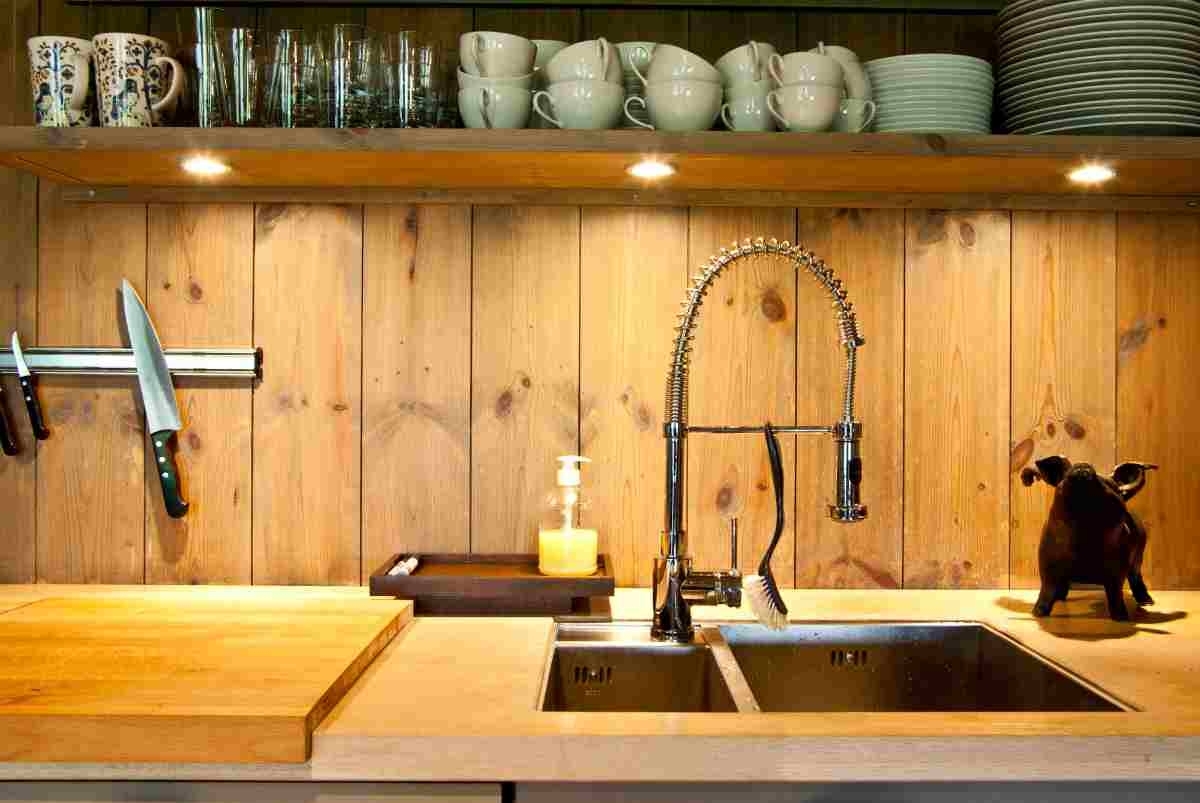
[142,203,149,584]
[250,202,256,585]
[468,205,474,555]
[1006,210,1013,590]
[359,204,366,584]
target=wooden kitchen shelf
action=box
[68,0,1003,9]
[4,126,1200,210]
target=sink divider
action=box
[700,627,762,714]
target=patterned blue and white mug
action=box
[92,32,185,127]
[27,36,96,127]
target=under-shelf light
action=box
[628,159,675,180]
[1068,163,1115,185]
[181,155,230,177]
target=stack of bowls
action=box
[714,40,778,131]
[625,44,722,131]
[765,48,845,132]
[457,31,535,129]
[617,42,656,127]
[997,0,1200,135]
[533,37,626,129]
[865,53,994,133]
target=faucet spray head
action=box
[830,420,867,522]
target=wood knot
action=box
[186,431,202,451]
[1009,437,1034,473]
[715,484,736,513]
[494,389,514,418]
[760,288,787,322]
[1063,417,1086,440]
[1046,422,1056,437]
[1119,318,1153,359]
[405,208,419,234]
[924,133,948,153]
[916,211,947,244]
[957,221,976,247]
[331,401,349,412]
[188,281,204,301]
[256,204,288,233]
[520,375,532,389]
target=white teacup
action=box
[767,83,841,132]
[632,44,720,85]
[457,69,534,92]
[715,41,778,88]
[724,77,775,101]
[809,43,872,100]
[721,92,775,132]
[458,86,532,129]
[533,39,569,71]
[545,38,620,84]
[624,79,722,132]
[533,79,624,129]
[617,41,655,74]
[832,97,877,132]
[768,51,843,87]
[459,31,536,78]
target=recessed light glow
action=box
[1068,163,1115,185]
[628,159,675,180]
[181,156,230,177]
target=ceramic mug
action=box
[809,43,872,100]
[457,68,534,92]
[616,41,655,74]
[720,92,775,131]
[459,31,536,78]
[533,79,624,129]
[27,36,95,127]
[92,33,184,127]
[724,77,775,100]
[458,85,532,129]
[532,39,569,72]
[715,41,778,88]
[544,38,620,84]
[624,79,722,132]
[632,44,720,85]
[832,97,877,132]
[767,51,843,87]
[767,83,841,132]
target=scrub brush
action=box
[744,422,789,629]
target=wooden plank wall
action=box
[3,2,1199,589]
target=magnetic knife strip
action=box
[0,347,261,379]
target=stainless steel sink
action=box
[540,623,749,712]
[719,622,1126,712]
[540,621,1127,713]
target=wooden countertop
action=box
[2,586,1199,782]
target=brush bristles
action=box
[743,575,788,630]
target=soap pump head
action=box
[556,455,591,488]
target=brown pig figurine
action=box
[1020,456,1158,621]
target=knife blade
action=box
[121,279,189,519]
[11,332,50,440]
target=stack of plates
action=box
[998,0,1200,135]
[866,54,994,133]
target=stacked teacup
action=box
[624,44,722,132]
[616,41,655,128]
[715,40,778,132]
[457,31,536,129]
[766,45,846,133]
[533,38,626,130]
[809,43,876,133]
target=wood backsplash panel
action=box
[471,207,580,554]
[474,7,582,42]
[1009,212,1116,588]
[688,10,797,65]
[1117,214,1200,588]
[252,204,363,585]
[796,12,904,62]
[581,8,689,45]
[904,210,1010,588]
[580,207,687,587]
[363,205,472,571]
[35,192,146,583]
[795,209,904,589]
[686,209,798,583]
[145,205,254,584]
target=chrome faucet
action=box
[652,237,867,643]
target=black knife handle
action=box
[0,384,16,456]
[151,429,189,519]
[18,375,49,440]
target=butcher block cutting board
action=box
[0,595,411,764]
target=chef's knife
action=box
[122,280,189,519]
[11,332,49,440]
[0,377,16,456]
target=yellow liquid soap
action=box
[538,527,599,576]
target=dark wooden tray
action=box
[369,553,615,616]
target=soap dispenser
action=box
[538,455,599,576]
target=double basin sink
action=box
[540,622,1126,713]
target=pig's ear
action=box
[1034,456,1071,487]
[1111,462,1158,501]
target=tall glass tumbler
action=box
[264,29,328,127]
[218,28,262,126]
[331,39,383,128]
[403,43,442,128]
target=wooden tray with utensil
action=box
[369,553,614,617]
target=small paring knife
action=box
[122,280,189,519]
[11,332,50,440]
[0,375,16,456]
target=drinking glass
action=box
[263,59,328,127]
[331,39,383,127]
[218,28,262,126]
[404,43,442,127]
